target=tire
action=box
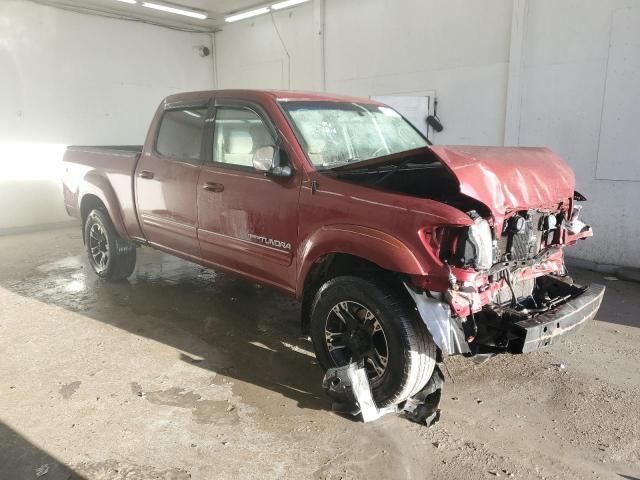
[84,208,136,281]
[310,275,436,407]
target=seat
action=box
[222,129,254,166]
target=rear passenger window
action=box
[156,108,207,162]
[212,107,274,168]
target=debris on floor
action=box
[322,361,395,422]
[322,362,445,426]
[35,464,49,477]
[548,363,566,371]
[401,366,444,426]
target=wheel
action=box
[84,208,136,281]
[310,276,436,407]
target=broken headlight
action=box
[456,216,493,271]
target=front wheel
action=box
[84,208,136,281]
[310,276,436,407]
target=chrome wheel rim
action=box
[324,300,389,383]
[88,222,109,271]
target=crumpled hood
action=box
[430,145,575,219]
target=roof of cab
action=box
[163,89,384,106]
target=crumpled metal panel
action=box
[402,365,444,426]
[404,285,471,355]
[430,146,575,224]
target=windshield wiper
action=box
[371,156,417,185]
[327,146,432,173]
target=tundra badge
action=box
[248,233,291,251]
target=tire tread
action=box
[84,209,136,281]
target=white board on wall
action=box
[596,7,640,182]
[371,95,431,137]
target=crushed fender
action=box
[322,362,445,426]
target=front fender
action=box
[80,172,128,239]
[296,224,427,296]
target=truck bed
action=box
[67,145,143,153]
[62,145,144,240]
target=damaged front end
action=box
[411,203,605,357]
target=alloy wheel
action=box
[88,221,109,271]
[324,300,389,382]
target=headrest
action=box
[250,124,272,149]
[226,130,253,154]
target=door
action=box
[135,104,209,259]
[197,102,301,292]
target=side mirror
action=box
[426,115,443,132]
[252,145,292,178]
[253,145,275,172]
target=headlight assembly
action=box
[456,216,493,271]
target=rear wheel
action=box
[84,208,136,281]
[310,276,436,407]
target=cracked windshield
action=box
[282,101,428,169]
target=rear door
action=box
[197,100,301,292]
[135,102,209,259]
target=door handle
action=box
[139,170,154,179]
[202,182,224,193]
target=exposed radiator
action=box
[497,211,545,262]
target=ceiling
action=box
[31,0,273,31]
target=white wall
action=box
[215,0,513,145]
[0,0,214,232]
[214,0,640,269]
[323,0,513,146]
[511,0,640,268]
[214,2,318,91]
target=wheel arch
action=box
[79,173,128,239]
[297,225,427,332]
[297,225,426,295]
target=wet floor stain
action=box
[59,381,81,399]
[5,250,326,412]
[129,382,143,397]
[37,256,84,274]
[142,387,239,425]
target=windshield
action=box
[280,101,428,169]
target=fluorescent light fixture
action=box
[115,0,137,4]
[142,2,208,19]
[183,110,202,118]
[225,7,270,23]
[271,0,310,10]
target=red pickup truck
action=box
[62,89,604,407]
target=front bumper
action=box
[511,283,605,353]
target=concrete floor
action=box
[0,226,639,480]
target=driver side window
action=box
[212,107,274,169]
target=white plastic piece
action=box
[347,364,395,422]
[404,285,471,355]
[563,205,587,234]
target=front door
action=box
[197,102,301,292]
[135,104,209,259]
